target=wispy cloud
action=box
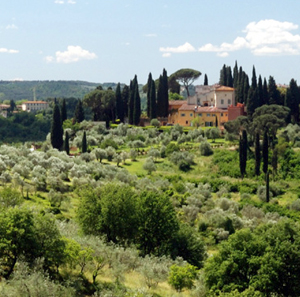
[6,24,18,30]
[198,19,300,57]
[0,48,19,54]
[159,42,196,57]
[145,33,157,37]
[45,45,97,64]
[54,0,76,4]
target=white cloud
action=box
[54,0,64,4]
[46,46,97,64]
[160,42,196,53]
[67,0,76,4]
[54,0,76,4]
[217,52,229,58]
[162,53,171,58]
[145,33,157,37]
[6,24,18,30]
[0,48,19,54]
[198,19,300,56]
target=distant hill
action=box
[0,81,120,101]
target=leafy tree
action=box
[168,264,198,292]
[137,191,179,256]
[170,68,201,96]
[81,131,87,153]
[50,103,63,150]
[74,99,85,123]
[143,157,156,174]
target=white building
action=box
[21,101,49,112]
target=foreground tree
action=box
[115,82,124,123]
[51,103,63,150]
[239,130,247,179]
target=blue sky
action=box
[1,0,300,85]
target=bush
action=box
[199,141,213,156]
[257,186,273,202]
[150,118,160,128]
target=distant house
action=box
[21,101,49,112]
[168,85,245,127]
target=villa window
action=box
[221,99,224,104]
[190,113,193,117]
[198,113,202,117]
[207,113,210,117]
[181,113,185,117]
[228,99,231,104]
[212,114,216,117]
[221,113,223,116]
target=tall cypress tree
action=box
[255,132,261,176]
[128,79,135,125]
[146,73,152,117]
[64,131,70,155]
[219,64,227,86]
[115,83,124,123]
[122,84,129,119]
[74,99,85,123]
[204,74,208,85]
[263,129,269,174]
[226,66,233,87]
[149,79,157,119]
[233,61,239,88]
[285,79,300,124]
[51,103,63,150]
[61,99,67,123]
[162,68,169,117]
[239,130,247,179]
[251,66,257,89]
[156,75,164,117]
[82,131,87,153]
[263,78,269,105]
[133,77,141,125]
[268,76,280,105]
[243,74,249,105]
[257,75,264,107]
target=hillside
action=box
[0,81,120,101]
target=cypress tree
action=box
[162,68,169,117]
[266,170,270,203]
[64,131,70,155]
[133,78,141,125]
[157,75,164,117]
[61,99,67,123]
[204,74,208,85]
[255,132,261,176]
[247,87,259,117]
[285,79,300,124]
[226,66,233,87]
[271,147,278,178]
[239,130,247,179]
[263,129,269,174]
[128,79,135,125]
[219,64,227,86]
[268,76,280,105]
[149,79,157,119]
[233,61,239,88]
[243,74,249,105]
[215,116,218,127]
[263,78,269,105]
[82,131,87,153]
[146,73,152,117]
[122,84,129,119]
[74,99,85,123]
[257,75,264,107]
[115,83,124,123]
[251,66,257,89]
[51,103,63,150]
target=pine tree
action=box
[263,129,269,174]
[64,131,70,155]
[115,83,124,122]
[74,99,85,123]
[82,131,87,153]
[61,99,67,123]
[122,84,129,119]
[204,74,208,85]
[51,103,63,150]
[239,130,247,179]
[255,132,261,176]
[146,73,152,117]
[162,68,169,117]
[149,79,157,119]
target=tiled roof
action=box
[179,104,227,113]
[215,86,235,92]
[23,101,48,104]
[169,100,187,106]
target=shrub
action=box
[199,141,213,156]
[257,186,273,202]
[150,118,160,128]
